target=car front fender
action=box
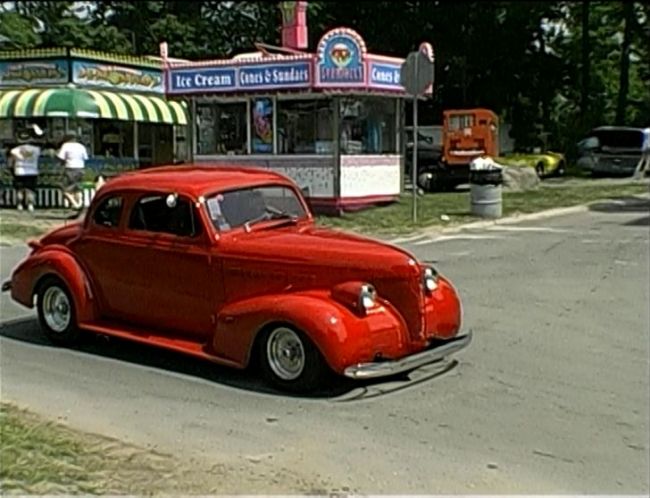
[10,246,97,323]
[213,291,409,373]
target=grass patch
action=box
[0,222,49,240]
[0,403,333,495]
[0,403,201,495]
[316,182,649,235]
[0,182,647,243]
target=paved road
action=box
[1,199,648,493]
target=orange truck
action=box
[415,108,499,191]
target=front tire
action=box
[36,276,80,346]
[259,325,328,393]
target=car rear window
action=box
[591,129,644,150]
[92,196,123,228]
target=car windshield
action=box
[205,185,307,232]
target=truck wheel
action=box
[259,325,328,393]
[418,171,439,192]
[37,276,80,346]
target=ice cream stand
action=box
[163,2,430,214]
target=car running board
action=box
[81,321,242,369]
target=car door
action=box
[72,192,133,321]
[77,191,217,340]
[112,192,216,339]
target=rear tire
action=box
[36,276,80,346]
[535,162,545,178]
[258,325,329,393]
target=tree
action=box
[580,0,590,118]
[0,11,41,49]
[615,1,634,124]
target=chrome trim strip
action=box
[343,329,473,379]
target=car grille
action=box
[374,275,425,343]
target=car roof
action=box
[101,164,295,198]
[590,126,650,133]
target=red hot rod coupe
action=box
[3,165,472,392]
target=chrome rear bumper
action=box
[343,329,472,380]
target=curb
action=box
[387,192,650,243]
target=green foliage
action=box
[0,1,647,153]
[0,12,41,48]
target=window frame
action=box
[125,191,206,241]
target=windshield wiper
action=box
[244,206,298,231]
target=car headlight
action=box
[423,266,439,293]
[331,281,379,316]
[359,284,377,312]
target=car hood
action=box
[220,225,417,273]
[217,224,422,297]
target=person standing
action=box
[57,132,88,211]
[8,124,43,212]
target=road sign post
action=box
[401,48,434,223]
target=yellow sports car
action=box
[497,151,566,178]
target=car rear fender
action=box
[11,246,96,323]
[213,291,406,373]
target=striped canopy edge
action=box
[0,88,188,125]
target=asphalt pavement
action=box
[0,199,648,494]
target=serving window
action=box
[196,102,247,155]
[339,97,398,155]
[277,99,334,154]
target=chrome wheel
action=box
[42,286,71,333]
[266,327,305,381]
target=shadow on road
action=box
[0,317,455,402]
[624,216,650,227]
[588,196,650,214]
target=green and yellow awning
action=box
[0,88,188,125]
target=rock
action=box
[501,166,541,192]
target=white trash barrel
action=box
[470,183,502,218]
[469,166,503,218]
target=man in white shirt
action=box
[57,133,88,211]
[9,124,43,212]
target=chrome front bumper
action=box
[343,330,473,380]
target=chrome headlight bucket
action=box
[358,284,377,312]
[423,266,439,293]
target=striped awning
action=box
[0,88,188,125]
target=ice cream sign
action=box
[315,28,366,87]
[169,62,311,93]
[369,62,402,89]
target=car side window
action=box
[128,194,202,238]
[92,195,123,228]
